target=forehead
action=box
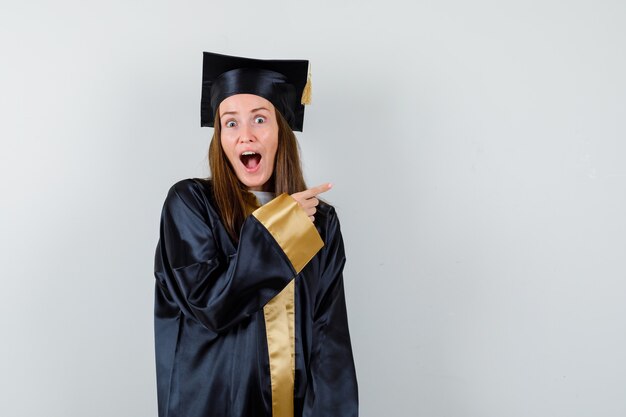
[219,94,275,115]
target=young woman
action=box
[154,52,358,417]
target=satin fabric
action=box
[200,52,308,131]
[154,178,358,417]
[253,192,323,417]
[263,280,296,417]
[253,193,324,273]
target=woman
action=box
[154,52,358,417]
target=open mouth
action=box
[240,151,262,170]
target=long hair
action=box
[208,108,307,242]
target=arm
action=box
[154,179,323,333]
[304,208,359,417]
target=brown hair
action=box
[208,108,307,242]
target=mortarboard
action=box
[200,51,311,132]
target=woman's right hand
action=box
[291,183,332,222]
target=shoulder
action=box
[315,200,338,222]
[313,200,346,270]
[162,178,215,216]
[314,200,342,241]
[168,178,212,199]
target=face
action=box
[219,94,279,191]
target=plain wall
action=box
[1,1,625,416]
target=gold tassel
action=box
[300,64,312,105]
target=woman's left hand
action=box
[291,183,332,222]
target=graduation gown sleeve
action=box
[304,207,359,417]
[154,179,323,333]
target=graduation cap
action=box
[201,51,311,131]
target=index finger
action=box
[302,182,333,198]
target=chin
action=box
[240,175,271,191]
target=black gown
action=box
[154,178,358,417]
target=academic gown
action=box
[154,178,358,417]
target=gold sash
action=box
[251,193,323,417]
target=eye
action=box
[254,116,266,124]
[225,120,237,128]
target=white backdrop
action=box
[1,1,625,416]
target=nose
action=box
[239,124,255,143]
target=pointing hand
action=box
[291,183,332,222]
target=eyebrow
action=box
[220,107,271,117]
